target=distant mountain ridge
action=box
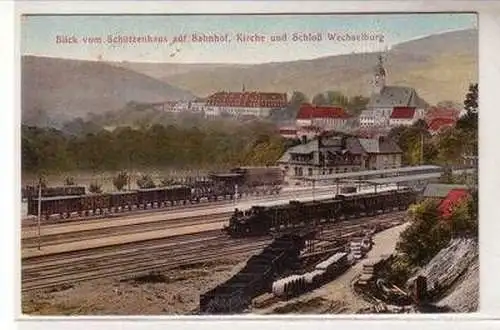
[22,56,195,127]
[118,28,478,106]
[22,28,477,128]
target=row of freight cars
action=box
[224,188,417,238]
[25,167,284,219]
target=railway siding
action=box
[22,221,226,259]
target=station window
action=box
[308,168,313,176]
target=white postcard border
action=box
[2,1,499,329]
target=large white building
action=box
[359,55,428,128]
[204,91,288,118]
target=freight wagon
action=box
[25,167,284,219]
[224,188,417,238]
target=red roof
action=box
[425,107,460,122]
[279,128,297,135]
[428,117,457,133]
[438,189,470,219]
[296,104,350,119]
[390,107,416,119]
[299,125,324,132]
[206,91,287,108]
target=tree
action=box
[312,93,328,106]
[346,95,370,116]
[289,91,309,106]
[137,174,156,189]
[89,182,102,194]
[464,83,478,114]
[113,170,129,191]
[397,199,451,266]
[64,176,75,186]
[456,83,478,132]
[325,91,349,107]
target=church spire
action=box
[372,53,386,94]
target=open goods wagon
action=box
[27,185,192,219]
[224,188,417,237]
[22,185,86,199]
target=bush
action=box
[113,171,129,191]
[396,199,451,266]
[137,174,156,189]
[64,176,75,186]
[160,177,175,187]
[89,182,102,194]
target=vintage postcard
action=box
[19,12,478,316]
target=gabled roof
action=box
[438,189,471,218]
[367,86,429,109]
[358,137,402,154]
[390,107,416,119]
[428,117,457,133]
[296,104,350,119]
[425,107,460,121]
[206,91,287,108]
[423,184,469,198]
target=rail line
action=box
[22,213,231,248]
[20,186,344,226]
[22,212,406,292]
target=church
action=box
[359,55,428,128]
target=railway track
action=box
[22,212,406,293]
[20,185,342,226]
[22,212,231,249]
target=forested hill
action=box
[21,56,196,127]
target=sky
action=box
[21,13,477,64]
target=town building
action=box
[389,106,425,127]
[359,55,428,128]
[425,106,461,135]
[204,90,288,118]
[277,132,403,184]
[278,125,325,141]
[295,104,355,132]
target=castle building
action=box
[359,55,428,128]
[204,90,288,118]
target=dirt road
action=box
[251,222,410,314]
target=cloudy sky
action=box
[21,13,477,64]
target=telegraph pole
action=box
[420,132,424,165]
[37,176,42,250]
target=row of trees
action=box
[22,121,288,176]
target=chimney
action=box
[301,135,308,144]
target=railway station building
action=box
[277,132,403,185]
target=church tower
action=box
[372,54,386,94]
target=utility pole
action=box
[420,132,424,165]
[37,176,42,250]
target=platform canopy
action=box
[361,172,442,185]
[301,165,443,182]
